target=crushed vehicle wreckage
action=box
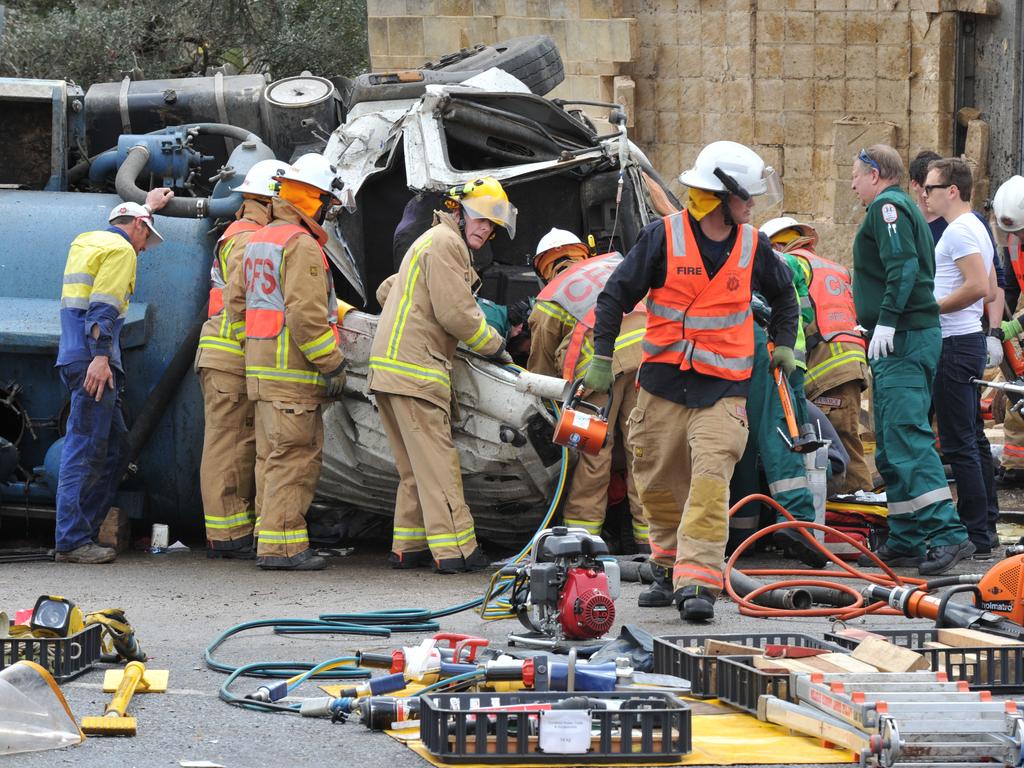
[0,37,677,544]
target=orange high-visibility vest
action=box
[1009,234,1024,288]
[243,223,338,340]
[641,212,756,381]
[536,252,646,379]
[208,219,262,317]
[792,247,865,350]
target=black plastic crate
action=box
[0,624,101,681]
[826,627,1024,693]
[653,632,846,698]
[824,627,938,651]
[716,655,796,714]
[419,691,691,765]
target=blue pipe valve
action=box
[116,128,209,188]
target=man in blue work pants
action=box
[56,364,128,553]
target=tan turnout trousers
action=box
[375,392,479,562]
[253,400,324,564]
[199,369,257,549]
[1004,409,1024,469]
[562,375,648,545]
[812,379,873,492]
[628,389,748,596]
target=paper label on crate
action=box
[538,709,590,754]
[571,411,592,429]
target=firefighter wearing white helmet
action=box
[369,177,512,574]
[989,176,1024,481]
[197,158,288,559]
[526,228,650,550]
[224,153,346,571]
[582,141,800,622]
[761,216,872,494]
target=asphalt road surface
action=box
[1,540,968,768]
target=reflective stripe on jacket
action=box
[57,229,136,372]
[197,202,271,375]
[236,198,344,402]
[533,252,645,381]
[368,211,504,412]
[794,247,866,350]
[209,219,262,317]
[641,211,756,381]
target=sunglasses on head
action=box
[858,148,880,173]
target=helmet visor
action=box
[461,197,518,240]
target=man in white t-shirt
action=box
[924,157,1000,558]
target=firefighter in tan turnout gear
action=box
[225,153,346,571]
[585,141,798,622]
[197,160,285,559]
[760,217,873,494]
[526,228,649,550]
[370,177,516,574]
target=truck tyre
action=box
[423,36,564,96]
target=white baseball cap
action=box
[107,201,164,246]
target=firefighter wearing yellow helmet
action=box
[369,176,516,573]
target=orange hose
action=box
[724,493,925,620]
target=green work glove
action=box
[1002,317,1024,341]
[770,345,797,377]
[582,355,613,393]
[324,364,346,398]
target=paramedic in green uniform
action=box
[850,144,973,575]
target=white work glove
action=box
[867,325,895,360]
[986,335,1004,368]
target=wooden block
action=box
[832,628,886,645]
[936,628,1024,648]
[704,639,765,657]
[751,655,822,674]
[96,506,131,553]
[812,653,879,673]
[851,637,930,672]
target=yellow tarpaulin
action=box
[387,710,854,766]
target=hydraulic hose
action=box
[206,374,569,713]
[728,569,812,611]
[724,493,926,620]
[125,319,204,462]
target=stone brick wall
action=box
[366,1,978,261]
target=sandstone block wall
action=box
[367,0,988,262]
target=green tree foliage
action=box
[0,0,368,86]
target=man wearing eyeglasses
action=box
[850,145,974,575]
[923,158,999,560]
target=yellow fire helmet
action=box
[447,176,518,240]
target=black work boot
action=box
[387,549,432,569]
[257,548,327,571]
[773,528,829,568]
[856,543,922,568]
[675,586,715,622]
[433,548,491,574]
[919,539,976,576]
[637,562,675,607]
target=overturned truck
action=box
[0,38,673,544]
